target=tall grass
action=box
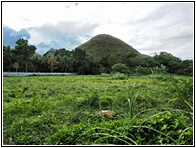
[126,82,139,120]
[83,77,193,145]
[170,76,193,111]
[97,89,102,112]
[3,75,193,145]
[75,127,137,145]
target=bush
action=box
[111,63,130,74]
[76,91,100,110]
[112,72,128,80]
[100,73,111,77]
[138,111,193,145]
[100,96,113,110]
[45,111,193,145]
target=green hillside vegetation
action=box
[78,34,141,65]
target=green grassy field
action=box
[3,74,193,145]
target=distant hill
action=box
[77,34,142,66]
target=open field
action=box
[3,74,193,145]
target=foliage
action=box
[100,73,111,77]
[169,76,193,111]
[78,34,140,65]
[3,45,15,72]
[111,63,130,74]
[46,110,192,145]
[176,60,193,76]
[153,52,193,75]
[111,72,128,80]
[12,62,19,72]
[14,38,37,72]
[3,75,193,145]
[3,37,192,76]
[126,82,139,120]
[151,64,167,75]
[47,53,58,72]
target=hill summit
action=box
[78,34,141,65]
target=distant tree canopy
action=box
[153,52,193,75]
[15,38,37,72]
[111,63,130,74]
[3,38,193,76]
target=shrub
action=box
[111,63,130,74]
[100,73,111,77]
[111,72,128,80]
[45,111,193,145]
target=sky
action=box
[2,2,194,60]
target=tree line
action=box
[3,38,193,76]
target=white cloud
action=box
[2,2,194,59]
[27,21,98,52]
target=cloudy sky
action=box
[2,2,194,59]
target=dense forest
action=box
[3,38,193,76]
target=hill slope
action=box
[77,34,141,65]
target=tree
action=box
[177,60,193,75]
[100,56,111,73]
[13,62,19,72]
[3,45,14,71]
[153,52,181,74]
[30,52,42,72]
[14,38,36,72]
[71,48,87,73]
[135,65,142,74]
[55,48,72,72]
[47,54,58,73]
[58,56,72,72]
[151,64,167,75]
[111,63,130,74]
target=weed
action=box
[3,75,193,145]
[126,82,139,120]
